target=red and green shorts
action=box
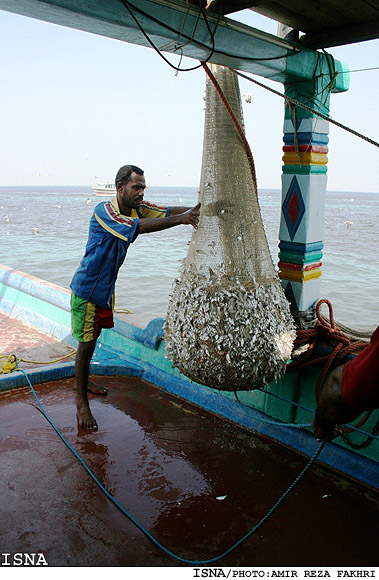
[71,292,115,342]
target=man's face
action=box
[117,171,146,213]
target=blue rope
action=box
[15,366,326,565]
[252,388,379,441]
[342,424,379,440]
[234,390,311,428]
[258,419,311,428]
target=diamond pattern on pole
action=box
[283,176,305,240]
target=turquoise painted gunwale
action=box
[0,265,377,487]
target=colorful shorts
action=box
[71,292,115,342]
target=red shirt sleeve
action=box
[342,326,379,412]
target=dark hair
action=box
[115,165,144,187]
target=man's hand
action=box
[137,202,201,235]
[180,202,201,229]
[312,409,342,442]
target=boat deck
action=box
[0,374,377,567]
[0,311,76,371]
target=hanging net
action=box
[164,64,295,391]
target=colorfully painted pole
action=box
[278,55,347,327]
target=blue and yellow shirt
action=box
[70,196,170,308]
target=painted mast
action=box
[277,46,350,328]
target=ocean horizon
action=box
[1,185,378,333]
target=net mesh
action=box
[164,64,295,391]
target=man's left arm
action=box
[168,206,194,216]
[137,203,200,234]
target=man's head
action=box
[115,164,146,214]
[115,165,144,188]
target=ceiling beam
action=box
[207,0,256,15]
[300,18,379,49]
[207,0,379,49]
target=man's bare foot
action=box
[73,381,107,396]
[88,380,108,395]
[76,403,98,430]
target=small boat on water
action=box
[92,182,116,196]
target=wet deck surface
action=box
[0,311,75,370]
[0,375,377,567]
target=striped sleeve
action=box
[94,201,139,242]
[138,201,170,218]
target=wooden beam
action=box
[300,18,379,49]
[207,0,257,15]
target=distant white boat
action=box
[92,182,116,196]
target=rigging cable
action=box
[119,0,216,72]
[119,1,377,148]
[236,70,379,149]
[339,66,379,74]
[119,0,299,68]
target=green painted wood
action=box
[278,250,324,264]
[0,282,70,327]
[282,165,328,174]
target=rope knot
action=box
[0,354,17,374]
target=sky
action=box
[0,7,378,192]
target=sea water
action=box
[0,186,378,333]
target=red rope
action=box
[202,63,258,191]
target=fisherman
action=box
[70,164,200,430]
[312,325,379,440]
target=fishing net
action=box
[164,64,295,391]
